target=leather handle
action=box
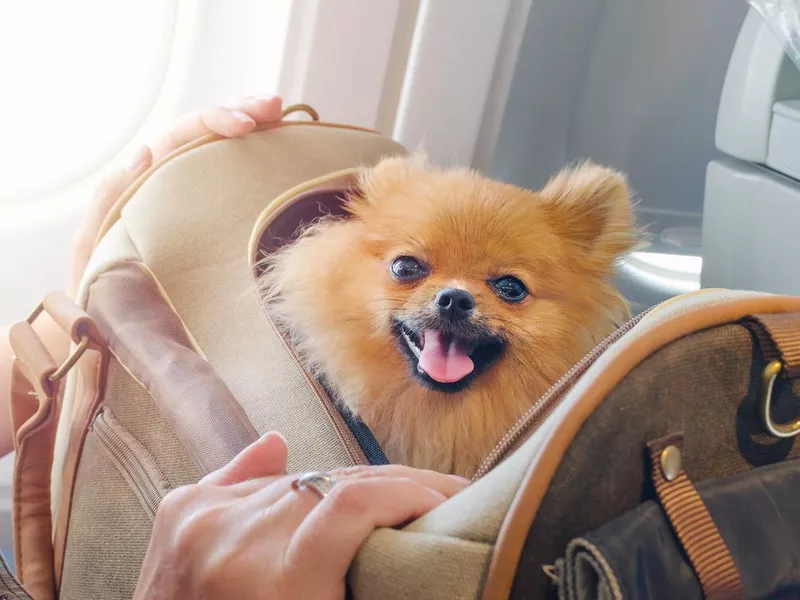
[42,291,104,349]
[746,312,800,377]
[12,293,105,402]
[9,322,58,401]
[7,294,106,600]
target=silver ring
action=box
[292,471,337,499]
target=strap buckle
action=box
[759,360,800,438]
[26,300,89,383]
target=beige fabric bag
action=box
[8,107,800,600]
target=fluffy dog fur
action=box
[260,154,638,477]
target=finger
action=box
[238,474,323,535]
[285,477,447,587]
[148,108,251,159]
[330,464,468,498]
[199,105,257,137]
[200,432,288,486]
[149,97,282,160]
[238,96,283,124]
[224,472,295,498]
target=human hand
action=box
[69,96,283,297]
[134,432,467,600]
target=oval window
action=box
[0,1,178,203]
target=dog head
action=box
[260,154,639,474]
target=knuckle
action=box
[159,484,197,515]
[157,485,224,549]
[326,479,368,515]
[172,505,221,552]
[330,465,373,478]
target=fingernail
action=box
[232,110,256,125]
[448,475,471,484]
[127,146,149,172]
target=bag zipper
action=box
[93,408,170,519]
[263,311,368,466]
[472,305,657,480]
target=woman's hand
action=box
[134,433,467,600]
[69,96,283,297]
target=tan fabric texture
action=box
[88,262,259,474]
[349,433,545,598]
[47,123,407,598]
[59,432,152,600]
[117,124,404,472]
[350,529,492,600]
[94,407,171,519]
[101,356,201,488]
[52,220,143,518]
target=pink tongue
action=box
[418,330,474,383]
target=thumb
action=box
[200,431,288,486]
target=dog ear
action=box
[348,152,430,210]
[538,162,640,264]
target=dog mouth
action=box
[393,321,505,393]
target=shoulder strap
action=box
[8,292,105,600]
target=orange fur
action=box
[260,154,638,477]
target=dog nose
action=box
[434,288,475,322]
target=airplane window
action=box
[0,1,178,203]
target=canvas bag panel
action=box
[8,115,406,598]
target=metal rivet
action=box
[660,445,682,481]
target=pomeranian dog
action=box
[260,154,638,477]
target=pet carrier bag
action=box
[8,105,800,600]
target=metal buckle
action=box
[759,360,800,438]
[26,301,89,383]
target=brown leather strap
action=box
[8,296,106,600]
[647,435,743,600]
[9,358,56,600]
[9,323,58,403]
[42,291,105,350]
[747,312,800,377]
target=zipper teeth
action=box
[472,306,656,481]
[264,311,366,465]
[94,412,165,516]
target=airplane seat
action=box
[702,6,800,294]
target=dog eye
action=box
[491,276,528,302]
[391,256,429,281]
